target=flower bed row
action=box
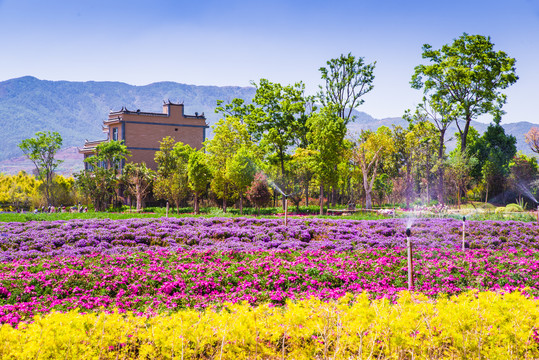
[1,249,539,325]
[1,291,538,359]
[1,217,538,259]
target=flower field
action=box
[1,217,539,358]
[1,217,538,260]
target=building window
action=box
[112,127,118,141]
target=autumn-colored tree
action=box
[247,173,272,215]
[525,127,539,154]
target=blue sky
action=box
[0,0,538,123]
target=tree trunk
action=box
[319,183,324,215]
[223,185,227,213]
[240,193,243,215]
[194,192,199,215]
[460,114,472,154]
[305,179,309,207]
[406,161,412,209]
[365,190,372,210]
[331,187,336,207]
[136,183,142,211]
[437,130,445,205]
[485,184,489,204]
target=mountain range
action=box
[0,76,536,175]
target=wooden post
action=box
[406,228,413,291]
[166,201,169,218]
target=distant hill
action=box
[0,76,255,162]
[0,76,536,175]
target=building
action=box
[80,101,208,170]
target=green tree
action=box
[307,106,347,214]
[249,79,306,203]
[226,146,257,215]
[153,138,193,213]
[352,126,395,210]
[373,173,393,207]
[318,53,376,124]
[121,162,155,211]
[508,153,539,205]
[75,140,130,211]
[204,116,253,212]
[187,151,211,215]
[411,33,518,153]
[446,152,478,208]
[18,131,63,205]
[468,124,517,200]
[411,96,453,205]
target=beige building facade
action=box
[80,101,208,169]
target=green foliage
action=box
[153,139,192,211]
[204,116,253,212]
[18,131,63,204]
[249,79,306,186]
[187,151,211,214]
[75,140,130,211]
[121,162,155,211]
[318,53,376,124]
[307,105,347,187]
[411,33,518,152]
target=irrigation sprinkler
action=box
[406,227,414,291]
[284,194,289,227]
[462,216,466,251]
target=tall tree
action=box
[411,33,518,153]
[153,138,193,213]
[318,53,376,124]
[204,116,253,213]
[75,140,130,211]
[307,106,347,215]
[18,131,63,205]
[469,123,517,200]
[250,79,305,182]
[226,146,257,215]
[412,97,453,205]
[352,127,395,210]
[187,151,211,215]
[121,162,155,211]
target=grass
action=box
[1,204,537,223]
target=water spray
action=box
[462,216,466,251]
[406,227,414,291]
